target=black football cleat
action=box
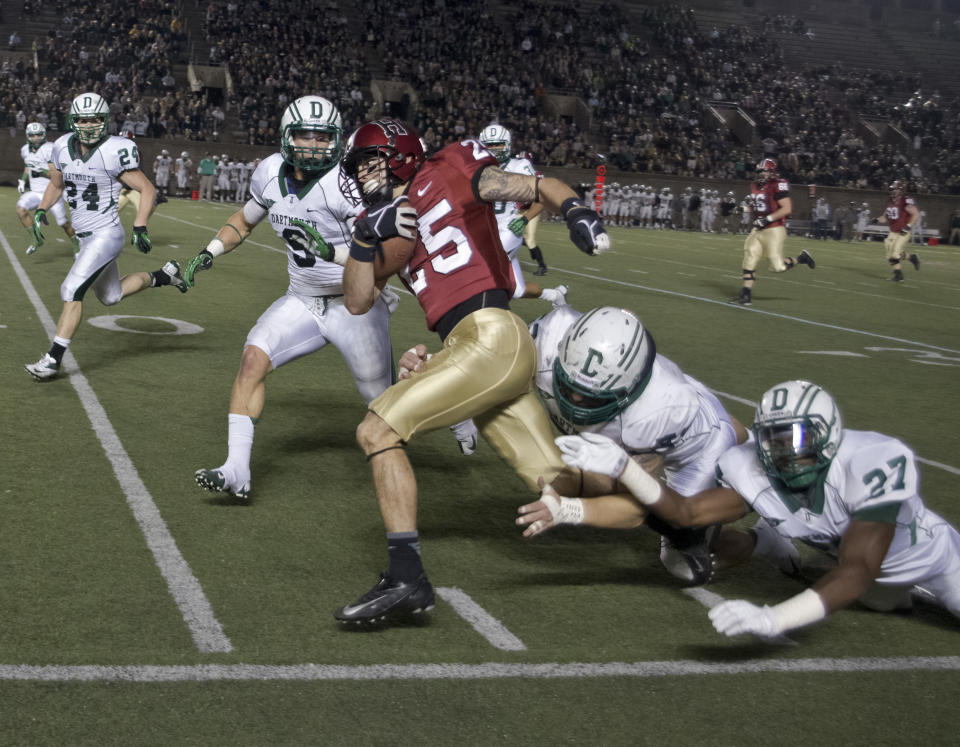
[735,287,752,306]
[797,249,816,269]
[908,253,920,271]
[658,524,720,586]
[892,269,905,282]
[334,572,435,626]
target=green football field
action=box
[1,189,959,745]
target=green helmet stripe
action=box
[794,382,820,417]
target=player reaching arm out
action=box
[555,381,960,638]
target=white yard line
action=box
[2,229,232,654]
[536,265,960,353]
[436,587,526,651]
[0,657,957,681]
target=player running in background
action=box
[24,93,186,381]
[735,158,815,307]
[876,180,920,282]
[17,122,79,255]
[478,124,566,306]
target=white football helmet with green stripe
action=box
[753,380,843,490]
[67,92,109,145]
[553,307,656,425]
[280,95,343,174]
[479,123,512,164]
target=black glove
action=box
[900,228,910,236]
[131,225,152,253]
[560,198,610,255]
[355,196,417,244]
[753,217,770,230]
[350,196,417,262]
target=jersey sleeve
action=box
[247,157,274,208]
[774,180,790,200]
[842,436,919,523]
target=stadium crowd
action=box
[3,0,959,194]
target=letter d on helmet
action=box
[553,307,656,426]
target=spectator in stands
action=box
[813,198,831,240]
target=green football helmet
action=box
[753,380,843,490]
[67,92,109,145]
[552,307,656,426]
[479,123,512,165]
[280,95,343,173]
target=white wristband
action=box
[618,459,663,506]
[541,494,584,525]
[205,237,225,257]
[770,588,826,633]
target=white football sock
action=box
[225,413,255,480]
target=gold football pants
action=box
[370,307,564,490]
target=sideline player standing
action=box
[735,158,815,306]
[24,93,186,381]
[876,180,920,282]
[336,118,610,626]
[17,122,79,254]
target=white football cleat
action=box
[25,353,60,380]
[450,419,479,456]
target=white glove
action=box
[593,232,611,253]
[555,432,629,479]
[17,179,26,194]
[708,599,779,638]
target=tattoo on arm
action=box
[478,168,536,203]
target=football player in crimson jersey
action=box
[735,158,815,306]
[555,380,960,639]
[876,180,920,282]
[336,118,610,626]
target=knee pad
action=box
[889,257,900,265]
[742,269,756,281]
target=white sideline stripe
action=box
[436,587,526,651]
[709,389,960,477]
[1,229,232,655]
[553,267,960,353]
[0,657,957,681]
[682,588,797,646]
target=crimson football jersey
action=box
[750,178,790,228]
[884,194,916,233]
[400,140,515,330]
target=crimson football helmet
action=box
[756,157,778,184]
[889,179,905,197]
[340,118,426,206]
